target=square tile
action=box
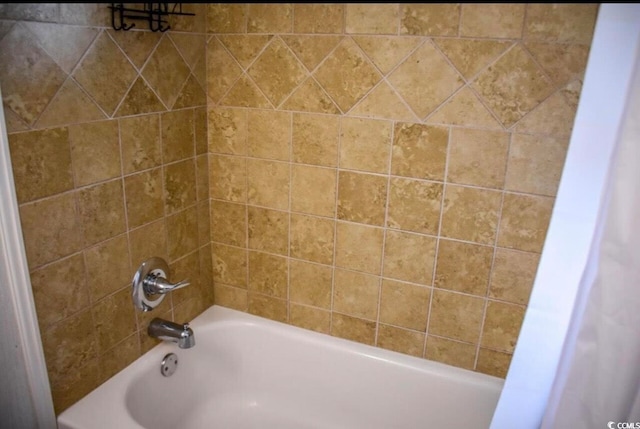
[441,185,501,245]
[290,214,334,265]
[383,230,436,285]
[337,171,387,226]
[335,222,384,275]
[333,269,380,320]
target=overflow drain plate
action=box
[161,353,178,377]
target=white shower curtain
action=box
[541,37,640,428]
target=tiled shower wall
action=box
[206,3,598,378]
[0,3,211,412]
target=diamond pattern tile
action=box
[141,35,191,109]
[353,36,422,75]
[108,29,161,70]
[207,37,243,103]
[282,35,343,71]
[434,39,512,80]
[218,35,273,69]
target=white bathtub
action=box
[58,305,504,429]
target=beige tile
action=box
[379,279,430,331]
[489,248,539,305]
[506,134,569,196]
[248,293,288,323]
[515,91,578,137]
[346,4,399,35]
[210,200,246,247]
[219,34,274,69]
[481,301,526,353]
[289,260,332,309]
[98,334,140,384]
[141,36,191,109]
[84,235,131,302]
[333,269,380,320]
[207,4,247,33]
[219,75,272,109]
[292,113,340,167]
[291,165,336,217]
[214,284,248,311]
[387,177,442,235]
[435,240,493,296]
[0,3,58,21]
[248,207,289,256]
[170,252,201,307]
[460,4,525,38]
[113,77,165,118]
[208,107,247,155]
[441,185,501,245]
[77,180,126,247]
[427,87,502,129]
[59,3,110,26]
[281,77,341,114]
[124,168,164,228]
[448,128,509,189]
[195,107,208,156]
[162,109,195,163]
[4,107,29,133]
[248,251,288,298]
[248,3,292,33]
[331,313,376,346]
[498,193,554,253]
[166,207,198,261]
[206,37,243,102]
[476,348,512,378]
[119,115,161,175]
[196,154,209,202]
[525,42,590,88]
[349,81,417,122]
[164,159,197,214]
[391,123,448,181]
[31,254,89,331]
[337,171,387,227]
[293,4,344,34]
[209,154,246,202]
[335,222,384,275]
[169,32,205,70]
[290,304,331,334]
[425,336,476,370]
[92,288,137,353]
[400,4,460,36]
[353,36,422,75]
[525,4,598,44]
[472,44,554,127]
[171,4,207,33]
[248,38,307,107]
[247,159,290,210]
[50,358,100,415]
[212,243,247,288]
[34,79,105,129]
[339,117,392,174]
[73,32,137,115]
[9,128,73,203]
[129,220,168,269]
[383,230,436,285]
[282,35,344,71]
[108,29,161,69]
[0,23,66,125]
[434,38,513,81]
[313,38,382,112]
[377,324,425,357]
[248,110,291,161]
[290,214,334,265]
[429,289,484,343]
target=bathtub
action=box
[58,305,504,429]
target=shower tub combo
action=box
[58,305,503,429]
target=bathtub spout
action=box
[148,318,195,349]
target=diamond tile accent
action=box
[141,35,191,109]
[525,42,590,87]
[314,38,382,113]
[35,79,105,128]
[173,74,207,109]
[73,32,137,116]
[219,35,273,69]
[0,23,66,125]
[207,37,243,103]
[220,75,271,109]
[352,36,422,75]
[388,40,464,119]
[515,91,578,136]
[434,39,513,80]
[281,77,340,114]
[3,105,29,133]
[472,44,555,128]
[282,35,344,71]
[350,81,417,122]
[108,29,161,69]
[169,33,206,69]
[427,87,502,129]
[248,37,308,107]
[114,77,165,117]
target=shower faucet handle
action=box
[132,257,190,312]
[143,274,190,295]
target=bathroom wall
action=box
[206,3,598,378]
[0,3,211,413]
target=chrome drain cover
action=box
[161,353,178,377]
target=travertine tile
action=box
[120,114,161,174]
[173,75,207,109]
[441,185,501,245]
[248,294,287,323]
[427,87,502,129]
[377,325,425,357]
[349,81,417,122]
[248,110,290,161]
[525,4,598,44]
[248,251,288,298]
[481,301,526,352]
[247,159,290,210]
[59,3,109,26]
[209,154,246,202]
[292,113,339,167]
[505,134,569,196]
[50,358,100,414]
[162,109,194,164]
[435,239,493,296]
[207,4,247,33]
[129,220,168,268]
[98,334,139,384]
[447,128,509,189]
[248,4,292,33]
[124,169,163,228]
[113,77,165,117]
[337,171,387,227]
[339,117,392,174]
[391,123,448,181]
[515,91,578,137]
[213,284,248,311]
[290,304,331,334]
[196,154,209,202]
[476,348,512,378]
[84,235,131,302]
[169,33,205,70]
[77,180,126,247]
[9,128,73,203]
[434,39,512,80]
[352,36,422,76]
[35,79,105,128]
[69,121,120,187]
[92,287,136,353]
[335,222,384,275]
[166,206,198,261]
[108,29,161,69]
[333,269,380,320]
[248,207,289,256]
[387,177,442,235]
[195,107,208,155]
[282,35,343,71]
[498,193,554,253]
[281,77,341,114]
[425,336,476,370]
[429,289,484,343]
[460,4,525,38]
[489,248,539,305]
[206,37,243,102]
[346,4,399,35]
[0,3,58,22]
[383,230,436,285]
[331,313,376,346]
[219,75,271,108]
[291,165,336,217]
[400,4,460,36]
[525,42,590,88]
[208,107,247,155]
[31,254,89,331]
[212,243,247,288]
[290,214,334,265]
[164,159,197,214]
[289,260,332,309]
[293,4,344,34]
[379,279,430,331]
[210,200,246,247]
[170,4,207,33]
[218,35,273,69]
